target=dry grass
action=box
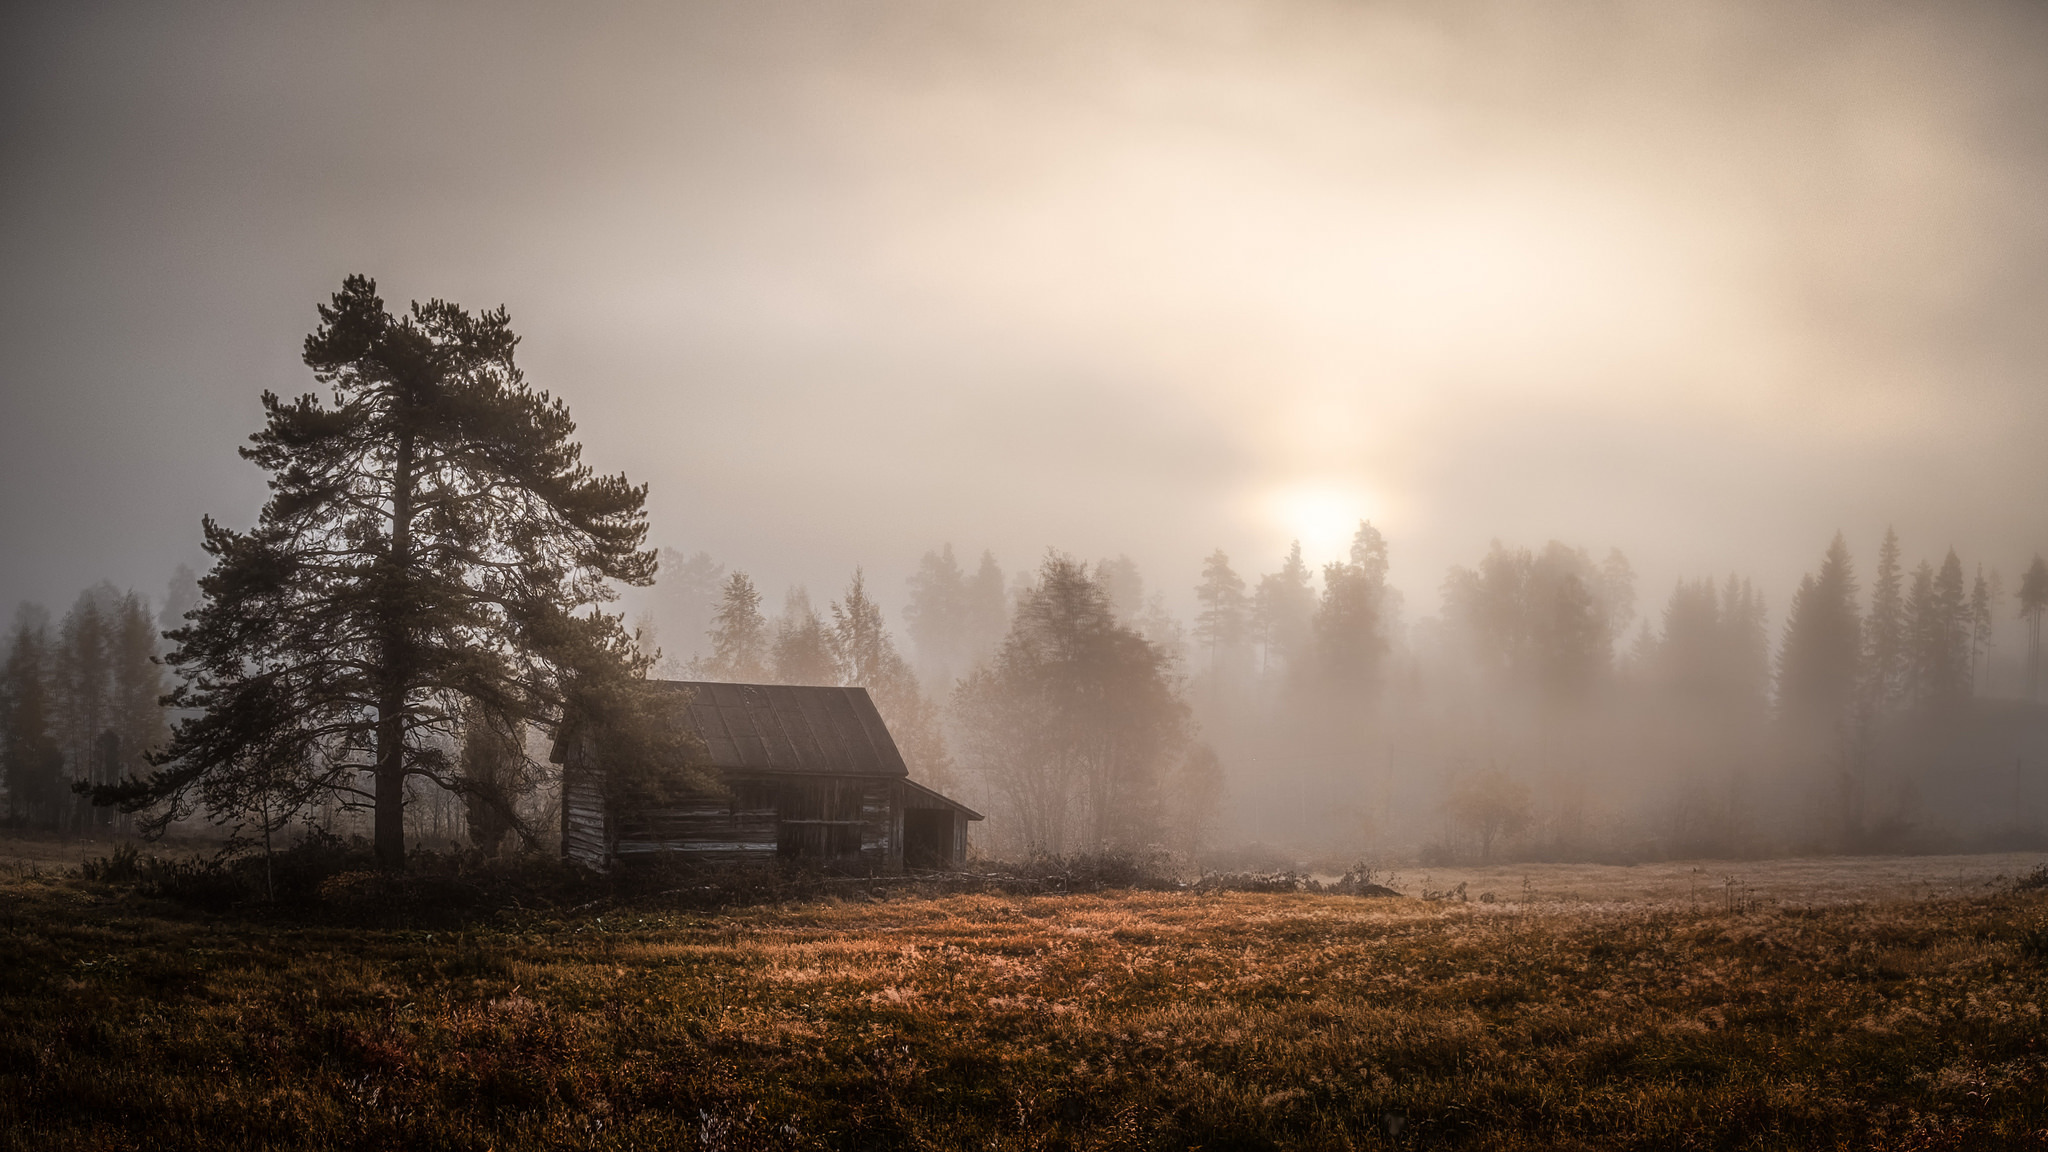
[5,851,2048,1149]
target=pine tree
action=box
[1777,533,1861,731]
[87,276,687,866]
[1192,549,1249,680]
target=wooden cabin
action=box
[557,679,981,871]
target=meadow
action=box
[5,847,2048,1150]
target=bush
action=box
[998,849,1181,893]
[1192,864,1402,898]
[139,856,250,911]
[1194,870,1312,894]
[81,844,143,884]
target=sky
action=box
[5,0,2048,637]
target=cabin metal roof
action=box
[653,680,909,778]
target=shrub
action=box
[137,856,250,911]
[81,844,143,884]
[2011,863,2048,892]
[1000,849,1181,893]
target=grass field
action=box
[6,847,2048,1150]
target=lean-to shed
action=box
[557,680,980,871]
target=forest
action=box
[7,519,2044,869]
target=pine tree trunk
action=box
[374,695,406,868]
[374,431,417,869]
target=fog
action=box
[6,0,2048,859]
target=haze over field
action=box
[7,0,2048,860]
[6,0,2048,617]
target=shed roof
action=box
[901,778,985,820]
[654,680,909,778]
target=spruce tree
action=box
[1777,533,1861,731]
[1251,542,1316,678]
[1314,522,1392,688]
[87,276,690,867]
[702,572,770,681]
[1657,578,1722,697]
[963,551,1010,665]
[904,544,968,686]
[1905,550,1971,712]
[1861,527,1906,715]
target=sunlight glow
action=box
[1264,482,1381,567]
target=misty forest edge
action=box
[7,274,2048,873]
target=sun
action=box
[1265,482,1380,566]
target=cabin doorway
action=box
[904,808,956,869]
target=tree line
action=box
[658,520,2048,862]
[1,577,182,831]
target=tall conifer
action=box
[1777,533,1861,731]
[1192,550,1250,681]
[1861,527,1906,715]
[702,573,770,682]
[88,276,688,866]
